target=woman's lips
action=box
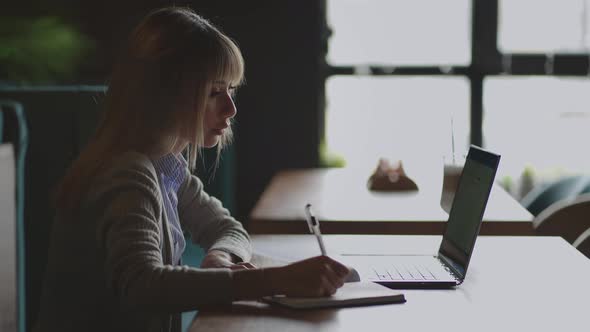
[211,126,228,135]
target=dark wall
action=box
[4,0,324,222]
[225,2,324,220]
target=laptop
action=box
[342,145,500,288]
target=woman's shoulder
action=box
[90,151,161,198]
[109,150,155,171]
[99,150,155,176]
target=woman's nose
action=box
[224,93,237,119]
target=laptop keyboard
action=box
[371,258,448,281]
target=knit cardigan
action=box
[34,151,252,332]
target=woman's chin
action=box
[204,136,220,148]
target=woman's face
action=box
[203,81,237,148]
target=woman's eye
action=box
[210,86,237,97]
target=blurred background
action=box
[4,0,590,330]
[2,0,326,220]
[4,0,590,216]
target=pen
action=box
[304,203,327,256]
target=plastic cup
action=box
[440,155,465,213]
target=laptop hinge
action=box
[437,253,464,284]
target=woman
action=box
[35,7,349,332]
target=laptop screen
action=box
[438,145,500,280]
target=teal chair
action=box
[0,86,106,331]
[0,100,28,332]
[520,175,590,217]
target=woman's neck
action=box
[171,140,189,155]
[143,137,188,159]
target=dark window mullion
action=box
[500,54,590,76]
[471,0,500,147]
[328,66,469,76]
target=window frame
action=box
[320,0,590,154]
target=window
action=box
[484,77,590,189]
[327,0,471,65]
[499,0,590,53]
[324,0,472,172]
[325,76,469,171]
[323,0,590,198]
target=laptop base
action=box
[373,280,458,289]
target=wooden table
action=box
[191,234,590,331]
[249,168,533,235]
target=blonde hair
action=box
[55,7,244,214]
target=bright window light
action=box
[325,76,470,171]
[327,0,472,65]
[484,76,590,182]
[499,0,590,53]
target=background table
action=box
[191,234,590,332]
[249,168,533,235]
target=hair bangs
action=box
[211,34,245,87]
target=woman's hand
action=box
[200,249,256,270]
[268,255,350,297]
[231,255,350,300]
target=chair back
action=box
[0,100,28,332]
[573,228,590,259]
[0,87,103,331]
[533,193,590,244]
[0,144,17,331]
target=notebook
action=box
[262,281,405,309]
[340,145,500,289]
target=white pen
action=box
[304,203,327,256]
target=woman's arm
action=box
[94,167,349,312]
[93,164,237,313]
[177,169,251,262]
